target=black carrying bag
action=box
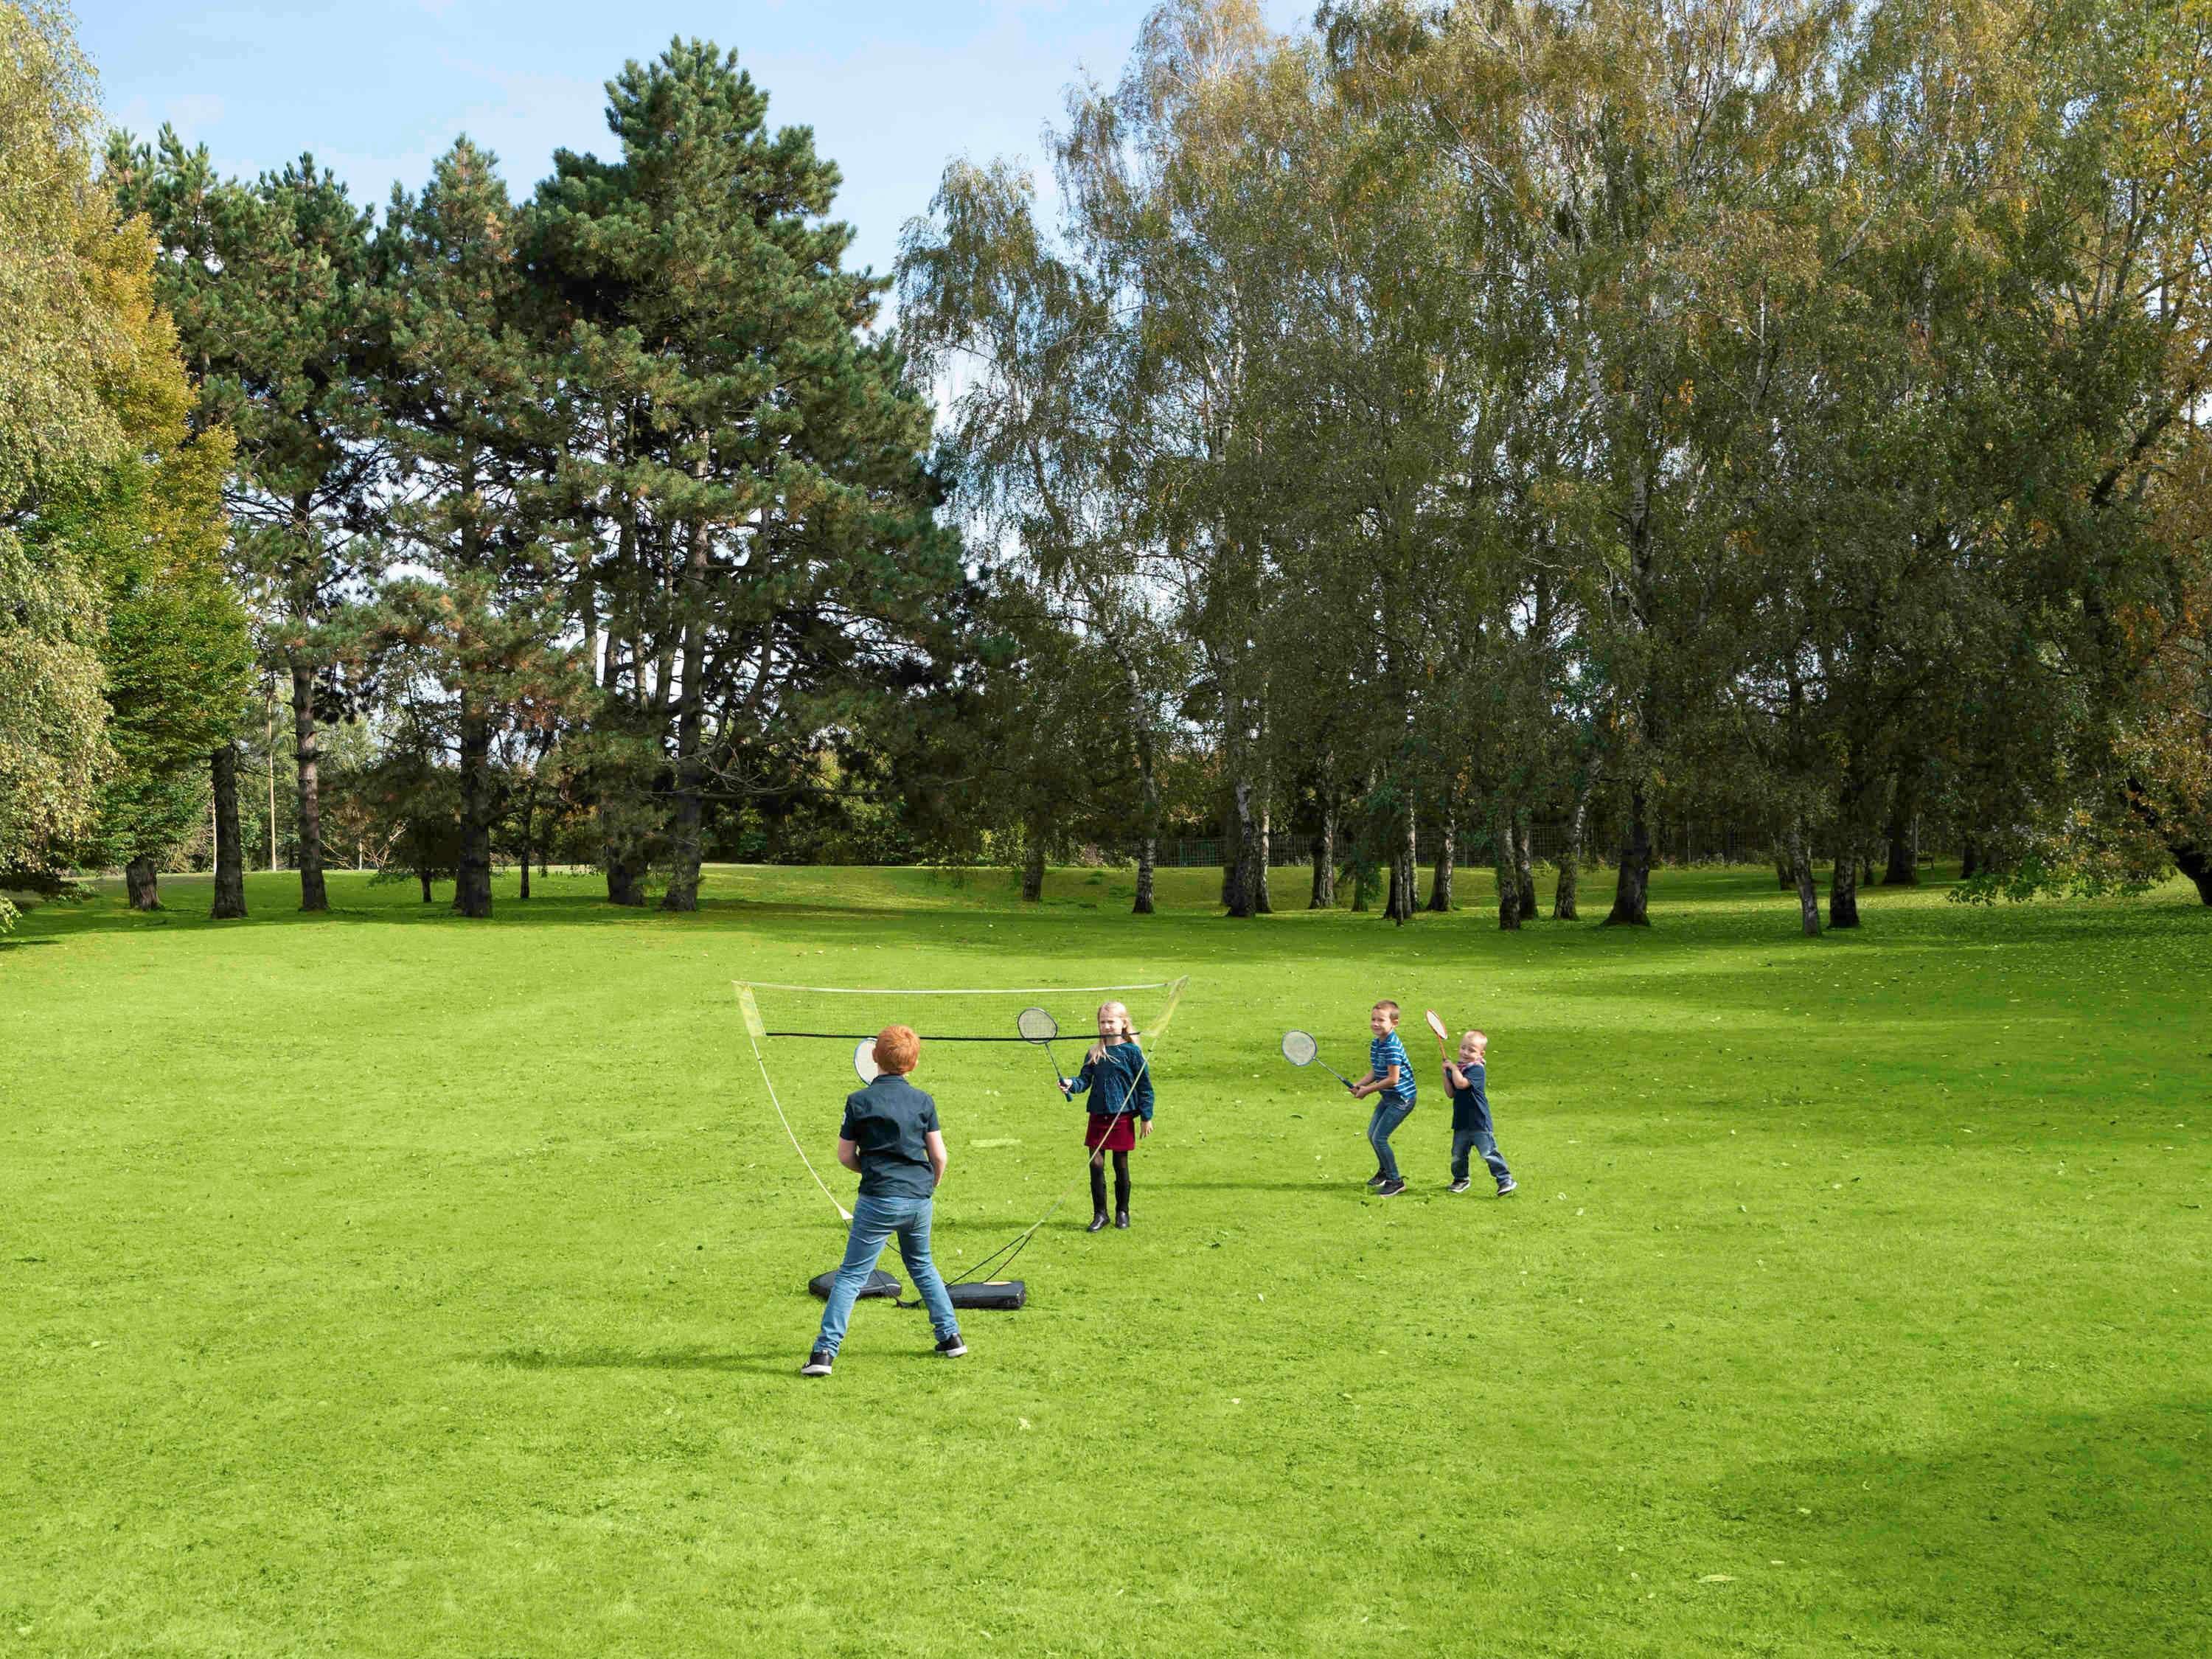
[809,1267,902,1301]
[947,1279,1026,1310]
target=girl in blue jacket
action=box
[1061,1000,1155,1231]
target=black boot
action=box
[1088,1162,1108,1231]
[1113,1155,1131,1228]
[1088,1209,1109,1232]
[1114,1209,1130,1229]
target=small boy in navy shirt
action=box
[1442,1029,1516,1196]
[1349,1000,1415,1197]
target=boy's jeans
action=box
[1367,1097,1416,1182]
[815,1192,959,1356]
[1452,1124,1512,1186]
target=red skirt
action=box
[1085,1113,1138,1152]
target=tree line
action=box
[903,0,2212,931]
[4,1,2208,939]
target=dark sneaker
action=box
[1377,1178,1408,1197]
[1448,1177,1472,1194]
[800,1350,834,1377]
[1114,1210,1130,1230]
[1366,1172,1388,1189]
[935,1333,967,1358]
[1495,1177,1517,1197]
[1087,1210,1108,1233]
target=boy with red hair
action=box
[802,1025,965,1376]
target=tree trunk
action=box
[1310,800,1337,909]
[2178,845,2212,905]
[660,519,710,914]
[1554,776,1593,921]
[1787,817,1820,936]
[1515,807,1537,921]
[602,801,647,906]
[1960,835,1980,881]
[1829,838,1862,929]
[1253,791,1273,915]
[1020,836,1046,902]
[453,697,494,919]
[1774,842,1793,891]
[418,869,434,903]
[1881,827,1916,886]
[1495,804,1523,931]
[2122,779,2212,905]
[1123,656,1158,916]
[210,745,246,919]
[291,662,327,911]
[125,856,161,911]
[518,829,532,901]
[1603,781,1652,926]
[1882,770,1921,886]
[1385,809,1417,924]
[1224,773,1259,917]
[1426,811,1454,911]
[1349,852,1370,911]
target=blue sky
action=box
[86,1,1311,288]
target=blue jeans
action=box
[815,1192,959,1356]
[1367,1097,1416,1182]
[1453,1125,1512,1186]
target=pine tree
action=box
[528,40,959,911]
[375,138,585,918]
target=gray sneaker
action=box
[800,1350,834,1377]
[1495,1177,1517,1197]
[1377,1178,1408,1197]
[935,1333,967,1358]
[1448,1177,1472,1194]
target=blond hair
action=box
[1086,1000,1133,1065]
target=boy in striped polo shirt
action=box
[1349,1000,1416,1197]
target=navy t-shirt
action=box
[839,1074,939,1200]
[1446,1061,1490,1133]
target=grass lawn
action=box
[3,860,2208,1657]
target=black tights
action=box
[1089,1148,1131,1214]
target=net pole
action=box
[734,981,852,1222]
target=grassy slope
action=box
[1,863,2208,1658]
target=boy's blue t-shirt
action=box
[1447,1060,1489,1133]
[1370,1030,1415,1105]
[1066,1041,1154,1120]
[838,1074,939,1200]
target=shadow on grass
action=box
[487,1345,793,1375]
[1714,1395,2212,1649]
[487,1341,953,1374]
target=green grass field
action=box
[3,862,2208,1657]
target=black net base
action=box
[947,1279,1027,1310]
[808,1267,902,1301]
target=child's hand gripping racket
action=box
[1424,1008,1452,1062]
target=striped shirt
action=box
[1370,1030,1415,1105]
